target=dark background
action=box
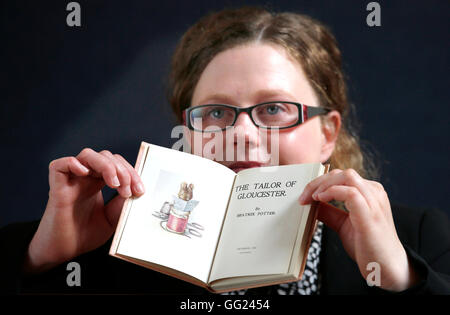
[1,0,449,227]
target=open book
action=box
[110,142,328,293]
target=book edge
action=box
[113,253,209,289]
[109,141,150,257]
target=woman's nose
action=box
[232,112,260,145]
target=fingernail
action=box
[136,183,145,194]
[80,165,90,173]
[124,186,132,197]
[112,176,120,187]
[312,192,318,200]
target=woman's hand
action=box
[23,148,145,274]
[299,168,419,292]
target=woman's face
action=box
[189,43,340,172]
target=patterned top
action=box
[221,222,324,295]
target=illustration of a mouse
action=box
[178,182,194,201]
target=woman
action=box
[5,7,449,294]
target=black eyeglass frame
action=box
[183,101,331,132]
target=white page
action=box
[116,144,236,283]
[210,163,322,282]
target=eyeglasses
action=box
[183,101,331,132]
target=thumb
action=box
[104,194,126,228]
[316,201,349,234]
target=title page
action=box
[210,163,321,282]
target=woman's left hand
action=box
[299,168,419,291]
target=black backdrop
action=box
[1,0,449,227]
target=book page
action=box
[209,163,323,282]
[115,143,236,283]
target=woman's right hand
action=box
[23,148,145,274]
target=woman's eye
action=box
[266,105,280,115]
[209,109,224,119]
